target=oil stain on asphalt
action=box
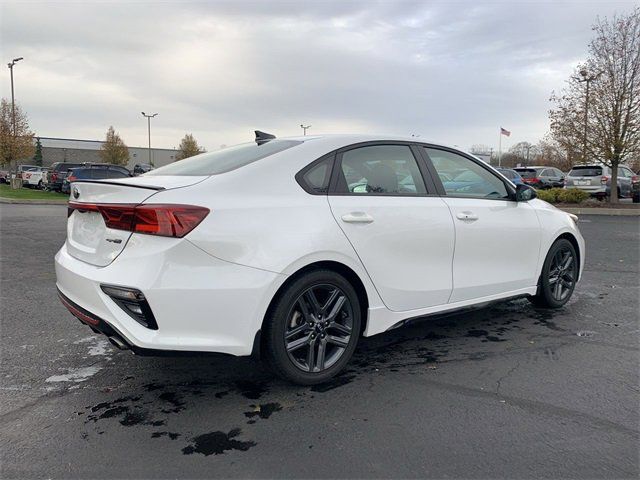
[182,429,256,456]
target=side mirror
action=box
[516,183,537,202]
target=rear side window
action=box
[298,157,333,194]
[336,145,427,195]
[147,140,303,176]
[569,166,603,176]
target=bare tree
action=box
[550,8,640,203]
[99,126,129,165]
[176,133,205,160]
[536,135,575,172]
[0,98,35,168]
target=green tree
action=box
[99,126,129,165]
[0,98,35,168]
[176,133,205,160]
[33,137,43,166]
[550,8,640,203]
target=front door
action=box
[423,147,541,303]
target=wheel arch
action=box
[556,232,581,278]
[536,231,582,287]
[258,260,370,356]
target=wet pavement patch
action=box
[182,429,256,456]
[234,380,268,400]
[244,402,282,420]
[152,431,181,440]
[158,391,186,413]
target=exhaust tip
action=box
[108,336,129,350]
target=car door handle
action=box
[341,212,374,224]
[456,211,478,221]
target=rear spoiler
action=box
[71,180,165,191]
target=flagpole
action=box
[498,128,502,167]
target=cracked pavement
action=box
[1,205,638,478]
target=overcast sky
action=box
[1,0,637,152]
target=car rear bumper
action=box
[55,235,285,356]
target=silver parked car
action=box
[565,164,637,198]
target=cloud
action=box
[0,0,634,151]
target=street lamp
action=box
[7,57,23,140]
[141,112,158,165]
[300,124,311,136]
[578,68,600,163]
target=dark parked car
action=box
[513,166,565,189]
[496,168,524,185]
[61,165,131,194]
[48,162,84,192]
[133,163,154,175]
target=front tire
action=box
[263,270,361,385]
[530,238,578,308]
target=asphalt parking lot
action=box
[1,204,638,479]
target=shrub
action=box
[557,188,590,204]
[535,188,562,203]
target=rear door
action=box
[327,143,455,311]
[423,147,541,303]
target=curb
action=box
[558,207,640,216]
[0,198,68,205]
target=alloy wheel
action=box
[284,284,354,373]
[548,246,576,301]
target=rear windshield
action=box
[514,169,538,178]
[148,140,303,176]
[569,166,603,176]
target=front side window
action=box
[336,145,426,195]
[425,148,509,199]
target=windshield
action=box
[569,166,603,176]
[148,140,303,176]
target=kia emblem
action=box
[72,187,80,199]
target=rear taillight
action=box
[67,175,77,182]
[631,175,639,184]
[601,175,609,185]
[51,173,58,182]
[67,202,209,238]
[527,177,539,183]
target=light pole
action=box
[578,69,600,163]
[300,124,311,136]
[7,57,23,139]
[141,112,158,165]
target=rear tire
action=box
[263,269,361,385]
[529,239,578,308]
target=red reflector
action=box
[67,202,209,238]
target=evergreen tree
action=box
[33,137,43,166]
[99,126,129,165]
[176,133,205,160]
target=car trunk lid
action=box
[66,176,207,266]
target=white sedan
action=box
[55,133,585,384]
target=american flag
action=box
[500,127,511,137]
